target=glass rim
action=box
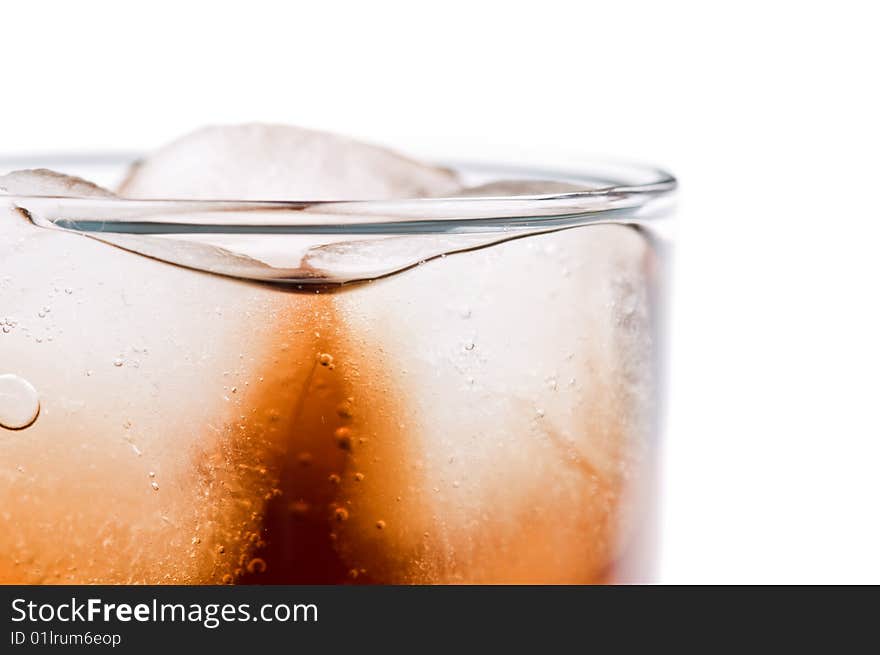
[1,153,676,235]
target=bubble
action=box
[0,374,41,430]
[354,472,365,482]
[375,520,386,530]
[336,402,354,419]
[112,358,124,367]
[318,353,334,367]
[334,427,353,451]
[221,574,234,585]
[246,558,267,574]
[150,481,159,491]
[328,473,341,485]
[334,507,350,522]
[289,500,310,517]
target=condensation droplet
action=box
[0,374,40,430]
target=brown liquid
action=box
[237,311,376,584]
[0,218,656,585]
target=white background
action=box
[2,1,878,583]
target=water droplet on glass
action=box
[112,358,124,367]
[375,520,386,530]
[0,374,40,430]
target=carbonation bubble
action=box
[0,374,40,430]
[246,558,267,574]
[334,427,353,451]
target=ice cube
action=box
[456,179,594,196]
[0,168,116,198]
[118,123,461,200]
[0,124,464,583]
[327,223,658,583]
[0,200,328,582]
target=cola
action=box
[0,125,674,583]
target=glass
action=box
[0,153,675,584]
